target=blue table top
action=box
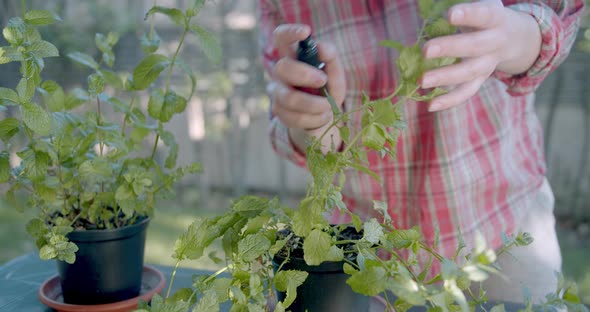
[0,253,223,312]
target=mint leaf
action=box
[132,54,170,90]
[189,25,222,64]
[490,304,506,312]
[146,6,186,27]
[193,289,218,312]
[389,227,422,249]
[0,46,23,64]
[362,124,385,150]
[17,78,36,102]
[28,40,59,58]
[380,39,405,52]
[188,0,206,16]
[140,32,161,54]
[425,18,457,39]
[363,218,383,244]
[274,270,308,308]
[67,52,99,70]
[238,233,271,262]
[21,102,51,135]
[0,87,19,105]
[346,265,387,296]
[24,10,61,25]
[0,118,20,142]
[303,229,332,265]
[99,70,124,90]
[0,152,10,183]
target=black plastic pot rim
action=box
[66,216,150,243]
[273,255,353,273]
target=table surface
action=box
[0,252,231,312]
[0,253,572,312]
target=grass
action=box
[0,191,588,305]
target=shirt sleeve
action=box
[493,0,585,96]
[258,0,308,168]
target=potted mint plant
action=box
[0,0,219,305]
[133,0,589,311]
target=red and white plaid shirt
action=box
[258,0,584,261]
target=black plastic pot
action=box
[57,217,150,305]
[273,255,369,312]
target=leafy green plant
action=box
[137,0,588,311]
[0,0,220,264]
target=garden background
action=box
[1,0,589,305]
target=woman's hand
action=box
[267,24,346,152]
[420,0,542,112]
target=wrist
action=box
[496,9,542,75]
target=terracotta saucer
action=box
[38,265,166,312]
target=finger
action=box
[273,57,328,88]
[423,29,503,59]
[448,1,505,29]
[420,56,497,88]
[272,99,332,129]
[273,24,312,58]
[267,80,332,115]
[428,77,486,112]
[317,42,346,105]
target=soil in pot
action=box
[273,226,370,312]
[57,216,150,305]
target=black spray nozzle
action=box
[297,35,325,70]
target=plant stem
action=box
[96,97,104,156]
[121,91,137,135]
[165,261,181,300]
[150,27,189,163]
[418,242,444,262]
[21,0,25,18]
[203,266,229,284]
[149,0,157,39]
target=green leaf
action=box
[372,98,402,126]
[39,80,65,112]
[362,124,386,150]
[412,87,448,101]
[380,39,405,52]
[292,197,324,237]
[231,195,269,213]
[24,10,62,25]
[303,229,332,265]
[193,289,218,312]
[490,304,506,312]
[418,0,435,19]
[188,0,206,16]
[274,302,286,312]
[67,52,99,70]
[0,46,23,64]
[3,18,25,45]
[17,78,36,102]
[389,227,422,249]
[146,6,186,27]
[176,58,197,97]
[189,25,222,64]
[132,54,170,90]
[39,245,58,260]
[148,89,165,120]
[65,88,89,110]
[27,40,59,58]
[425,18,457,39]
[79,158,114,183]
[274,270,308,308]
[88,73,105,95]
[140,32,161,54]
[394,299,414,312]
[346,265,387,296]
[397,44,423,82]
[159,128,178,169]
[363,218,383,244]
[21,102,52,135]
[99,70,124,90]
[237,233,271,262]
[0,152,10,183]
[0,87,19,105]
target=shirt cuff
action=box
[493,3,564,96]
[269,117,308,168]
